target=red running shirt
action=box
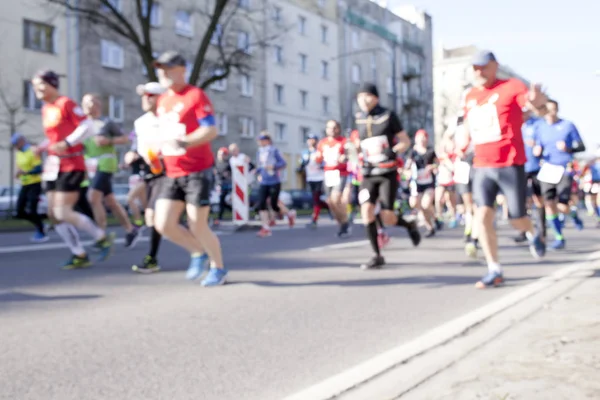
[157,85,215,178]
[463,78,528,168]
[42,96,86,172]
[317,136,348,176]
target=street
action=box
[0,218,597,400]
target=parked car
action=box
[0,185,48,217]
[288,189,313,210]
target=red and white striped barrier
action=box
[231,158,249,226]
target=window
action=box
[240,117,255,138]
[351,64,361,83]
[141,0,162,26]
[238,0,250,9]
[272,6,282,22]
[273,45,283,64]
[275,122,287,142]
[300,90,307,109]
[322,96,330,114]
[108,96,124,122]
[370,54,377,81]
[299,53,307,73]
[101,40,124,69]
[240,74,253,97]
[351,30,360,49]
[23,20,56,53]
[300,126,311,142]
[210,68,227,91]
[22,81,42,111]
[210,24,222,45]
[274,84,284,104]
[142,51,159,75]
[237,31,250,53]
[387,77,394,94]
[298,16,306,35]
[321,60,329,79]
[320,25,328,44]
[175,10,193,37]
[216,112,228,136]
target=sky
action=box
[390,0,600,155]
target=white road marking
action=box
[308,240,370,252]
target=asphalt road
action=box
[1,217,597,400]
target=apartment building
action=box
[75,0,267,182]
[338,0,433,140]
[264,0,340,189]
[0,2,73,185]
[433,45,531,144]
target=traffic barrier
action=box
[230,157,253,231]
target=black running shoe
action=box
[360,255,385,270]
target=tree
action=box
[45,0,288,88]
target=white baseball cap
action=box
[136,82,166,96]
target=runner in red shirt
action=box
[461,51,547,289]
[31,70,114,269]
[152,51,227,287]
[316,120,351,238]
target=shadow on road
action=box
[0,291,101,303]
[242,275,541,288]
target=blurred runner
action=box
[298,133,328,228]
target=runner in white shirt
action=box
[298,134,329,228]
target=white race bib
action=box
[323,146,340,167]
[537,163,565,184]
[42,156,60,182]
[360,136,388,164]
[159,118,187,156]
[467,100,501,145]
[416,168,433,185]
[437,165,454,186]
[85,158,98,179]
[324,170,341,187]
[454,160,471,185]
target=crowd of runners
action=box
[10,49,599,289]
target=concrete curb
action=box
[283,250,600,400]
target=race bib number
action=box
[537,163,565,185]
[361,136,388,164]
[128,174,143,187]
[42,156,60,182]
[324,170,341,188]
[159,118,187,156]
[454,161,471,185]
[437,165,453,186]
[323,146,340,167]
[467,100,501,145]
[416,168,433,185]
[85,158,98,179]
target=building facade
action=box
[264,0,340,189]
[338,0,433,140]
[433,45,530,144]
[0,1,72,186]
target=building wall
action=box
[265,0,340,189]
[0,2,71,186]
[433,45,530,144]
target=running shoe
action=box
[288,210,297,228]
[124,226,141,249]
[61,254,91,270]
[465,242,477,258]
[337,222,352,238]
[407,220,421,247]
[550,239,565,250]
[360,255,385,270]
[257,228,272,238]
[529,233,546,258]
[201,267,228,287]
[306,221,317,229]
[96,232,116,262]
[31,231,49,243]
[186,253,210,280]
[513,232,528,243]
[475,271,504,289]
[132,255,161,274]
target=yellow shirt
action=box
[16,147,42,186]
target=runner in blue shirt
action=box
[533,99,586,249]
[515,109,546,243]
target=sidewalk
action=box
[404,271,600,400]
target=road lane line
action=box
[308,240,369,252]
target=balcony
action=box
[402,66,421,80]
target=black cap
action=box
[34,69,60,89]
[153,51,187,68]
[357,82,379,98]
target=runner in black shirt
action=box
[213,147,233,226]
[354,83,421,270]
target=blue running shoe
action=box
[529,233,546,259]
[201,267,228,287]
[551,239,566,250]
[475,271,504,289]
[96,232,116,262]
[186,253,210,280]
[31,231,49,243]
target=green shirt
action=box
[84,119,123,173]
